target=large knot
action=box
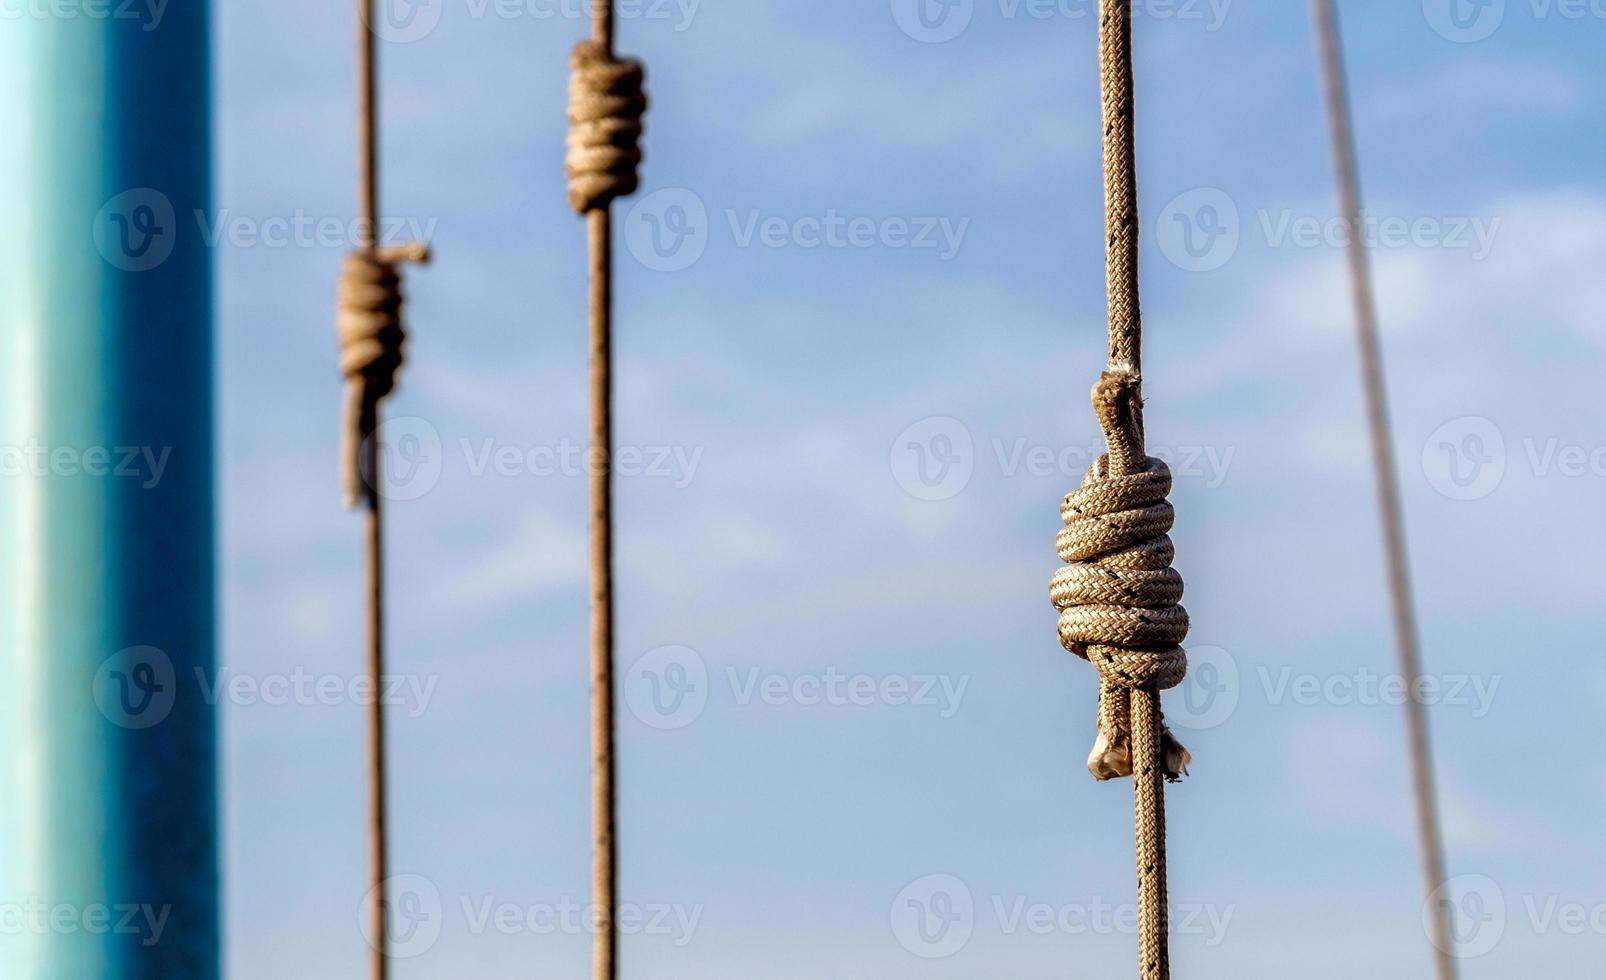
[335,243,429,507]
[566,40,647,214]
[1051,369,1191,782]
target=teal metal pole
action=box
[0,2,218,977]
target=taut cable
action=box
[1051,4,1188,977]
[342,4,429,978]
[566,4,647,978]
[1312,3,1457,977]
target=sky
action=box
[210,0,1606,976]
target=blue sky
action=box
[213,1,1606,976]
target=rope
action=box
[1051,4,1185,977]
[337,244,430,507]
[1312,4,1457,977]
[567,7,646,979]
[343,4,429,978]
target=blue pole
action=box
[0,2,217,977]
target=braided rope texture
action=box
[335,243,429,507]
[1051,370,1190,782]
[566,40,647,214]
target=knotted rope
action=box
[336,243,429,508]
[1313,3,1456,977]
[567,8,646,980]
[1050,4,1185,977]
[344,4,431,979]
[1052,370,1190,782]
[566,39,647,214]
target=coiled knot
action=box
[566,40,647,214]
[1051,368,1191,782]
[335,243,429,507]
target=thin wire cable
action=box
[1312,3,1456,977]
[356,3,389,978]
[1097,3,1170,976]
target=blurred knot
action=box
[1050,368,1190,782]
[566,40,647,213]
[335,243,429,507]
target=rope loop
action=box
[1051,368,1191,782]
[566,40,647,214]
[335,242,430,507]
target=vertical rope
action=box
[587,190,618,980]
[355,5,388,980]
[1103,2,1167,976]
[1100,0,1142,378]
[1100,4,1170,976]
[1312,4,1457,977]
[566,5,645,978]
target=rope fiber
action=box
[1313,3,1457,977]
[567,5,646,978]
[1051,4,1186,976]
